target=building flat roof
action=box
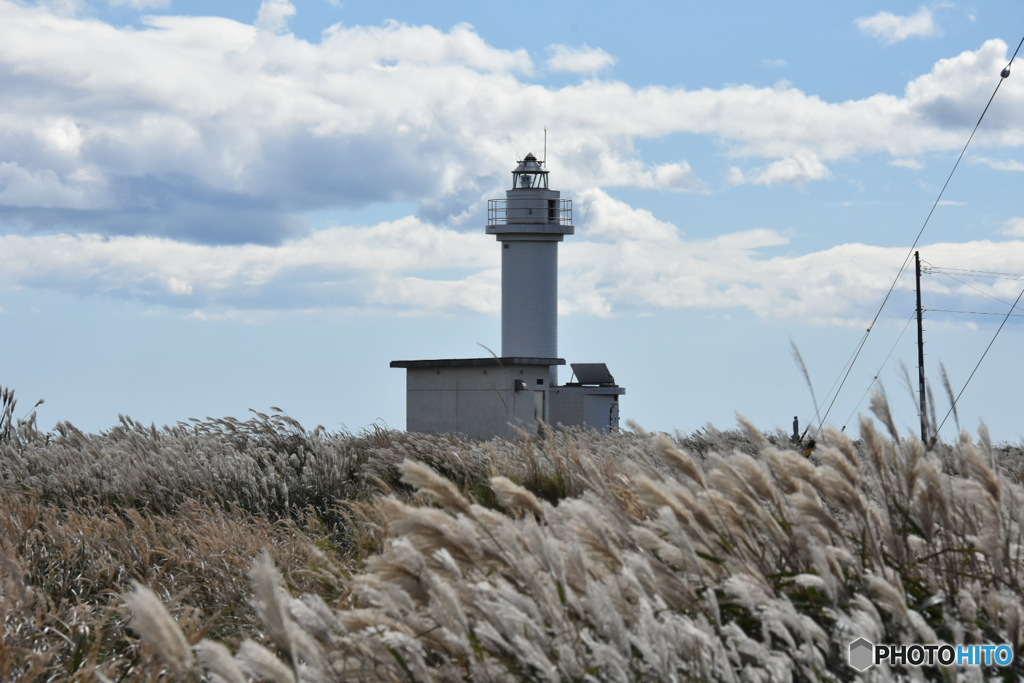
[390,357,565,369]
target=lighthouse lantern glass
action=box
[511,153,548,190]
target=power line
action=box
[924,265,1024,280]
[814,42,1022,435]
[927,269,1024,311]
[839,312,917,431]
[925,308,1024,317]
[934,286,1024,438]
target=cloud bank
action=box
[2,1,1024,325]
[4,188,1024,326]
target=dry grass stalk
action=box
[3,385,1024,679]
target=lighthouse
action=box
[486,152,572,367]
[391,153,624,439]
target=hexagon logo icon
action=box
[849,638,874,671]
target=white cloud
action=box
[107,0,170,8]
[904,40,1019,131]
[890,158,924,170]
[256,0,296,34]
[855,6,939,44]
[565,155,704,192]
[2,3,1024,325]
[640,162,704,191]
[0,218,496,313]
[1001,217,1024,237]
[0,5,535,242]
[1,3,1017,245]
[34,0,84,16]
[732,151,832,187]
[562,226,1024,324]
[546,44,615,75]
[561,229,876,323]
[574,189,679,242]
[972,156,1024,172]
[0,161,110,209]
[4,203,1023,327]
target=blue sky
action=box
[3,0,1024,442]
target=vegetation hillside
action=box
[1,386,1022,680]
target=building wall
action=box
[549,385,623,433]
[501,239,557,359]
[405,364,552,440]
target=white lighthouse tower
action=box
[486,152,573,368]
[391,153,624,440]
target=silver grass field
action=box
[1,386,1023,681]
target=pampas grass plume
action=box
[124,580,195,676]
[399,459,472,515]
[194,640,247,683]
[491,475,545,517]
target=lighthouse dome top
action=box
[511,152,549,189]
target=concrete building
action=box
[391,153,624,439]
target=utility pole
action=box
[915,251,927,443]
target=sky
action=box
[2,0,1024,443]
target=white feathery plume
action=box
[490,475,546,518]
[123,581,195,676]
[399,459,472,515]
[907,608,938,644]
[248,550,327,677]
[652,433,705,486]
[194,640,247,683]
[865,575,908,619]
[249,550,296,654]
[235,640,296,683]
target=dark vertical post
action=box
[916,251,927,443]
